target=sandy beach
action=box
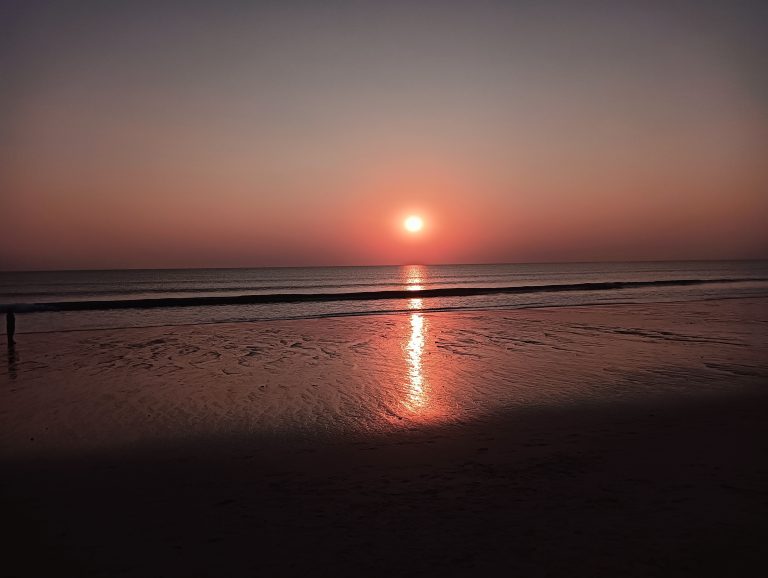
[3,297,768,576]
[5,0,767,573]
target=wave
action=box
[2,277,762,313]
[0,277,551,298]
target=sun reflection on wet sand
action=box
[401,265,429,413]
[403,310,428,412]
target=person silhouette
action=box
[6,311,15,345]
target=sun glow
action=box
[404,215,424,232]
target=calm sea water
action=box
[2,261,768,333]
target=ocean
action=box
[2,261,768,333]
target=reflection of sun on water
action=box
[403,264,425,292]
[399,264,430,414]
[404,311,427,412]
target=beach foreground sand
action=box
[3,298,768,576]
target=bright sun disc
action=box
[404,215,424,232]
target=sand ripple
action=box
[2,298,767,456]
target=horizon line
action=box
[2,256,768,275]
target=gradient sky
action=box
[1,0,767,270]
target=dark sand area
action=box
[5,393,768,577]
[3,298,768,576]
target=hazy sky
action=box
[2,0,767,269]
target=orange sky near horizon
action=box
[1,1,767,270]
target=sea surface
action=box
[2,261,768,333]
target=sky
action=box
[1,0,767,270]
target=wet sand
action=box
[2,298,768,576]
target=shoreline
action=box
[4,290,768,337]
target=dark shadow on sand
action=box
[3,390,768,577]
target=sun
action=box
[404,215,424,233]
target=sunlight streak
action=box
[402,264,426,292]
[397,265,430,413]
[403,311,428,412]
